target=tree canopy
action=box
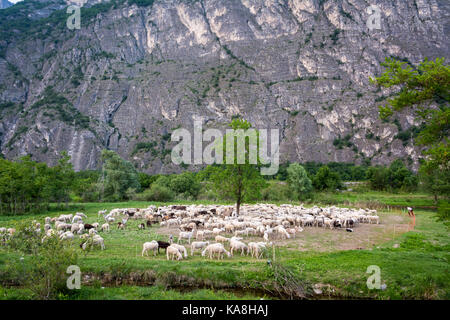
[209,119,267,215]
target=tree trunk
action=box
[236,197,241,217]
[434,194,438,205]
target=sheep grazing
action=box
[79,233,89,240]
[71,223,84,235]
[60,231,74,241]
[44,217,51,225]
[178,231,194,244]
[92,223,99,229]
[98,209,107,217]
[81,235,105,250]
[212,228,225,236]
[138,223,145,230]
[196,230,205,241]
[166,245,183,260]
[201,243,231,260]
[248,242,267,259]
[215,235,229,243]
[369,216,380,224]
[76,212,87,219]
[101,223,110,232]
[190,241,209,256]
[72,215,83,224]
[234,229,248,237]
[230,239,248,256]
[157,241,171,254]
[117,222,126,230]
[88,228,97,236]
[84,223,95,230]
[56,223,70,232]
[142,241,159,257]
[170,243,188,258]
[287,227,302,238]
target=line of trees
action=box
[0,149,423,215]
[0,152,73,215]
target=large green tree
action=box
[51,151,75,207]
[371,57,449,220]
[286,163,312,199]
[210,119,267,216]
[312,166,342,191]
[370,57,449,168]
[98,150,140,201]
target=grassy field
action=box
[0,191,448,300]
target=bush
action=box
[437,200,449,225]
[169,172,201,199]
[5,222,78,300]
[366,160,418,191]
[312,166,343,191]
[134,184,174,202]
[261,182,292,201]
[286,163,313,200]
[366,166,389,191]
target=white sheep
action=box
[59,231,74,241]
[215,235,229,243]
[167,245,183,260]
[170,243,188,258]
[71,223,84,234]
[201,243,231,260]
[190,241,209,256]
[230,239,248,256]
[98,210,107,217]
[82,235,105,250]
[72,215,83,224]
[212,227,225,236]
[178,231,194,244]
[142,241,159,257]
[76,212,87,219]
[195,230,205,241]
[101,223,110,232]
[248,242,266,259]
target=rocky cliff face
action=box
[0,0,13,10]
[0,0,448,173]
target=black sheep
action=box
[84,223,94,230]
[157,240,171,254]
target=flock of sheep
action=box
[0,203,379,261]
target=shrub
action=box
[312,166,343,191]
[286,163,313,200]
[5,222,78,300]
[261,182,292,201]
[169,172,201,199]
[135,184,174,202]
